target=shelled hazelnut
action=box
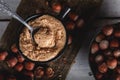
[52,3,62,13]
[95,55,104,63]
[110,39,119,48]
[114,30,120,37]
[34,67,44,78]
[24,61,35,71]
[66,22,75,30]
[91,42,99,54]
[102,25,113,36]
[69,12,79,21]
[99,40,109,50]
[98,63,108,73]
[14,63,23,72]
[107,58,117,69]
[76,19,84,28]
[113,50,120,58]
[95,34,105,43]
[17,54,25,63]
[7,57,18,68]
[11,44,18,53]
[0,51,8,61]
[46,67,54,78]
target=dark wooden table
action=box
[0,0,119,80]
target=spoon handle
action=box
[0,0,33,30]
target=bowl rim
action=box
[16,13,68,64]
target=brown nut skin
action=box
[68,35,72,45]
[7,57,18,68]
[91,42,99,54]
[104,50,112,56]
[14,63,23,72]
[114,30,120,37]
[102,25,113,36]
[69,13,79,21]
[25,61,35,71]
[46,67,54,78]
[76,19,84,28]
[95,73,103,80]
[11,44,18,53]
[0,51,8,61]
[110,39,119,48]
[95,34,105,43]
[98,63,108,73]
[99,40,109,50]
[113,50,120,58]
[52,3,62,13]
[34,67,44,78]
[116,75,120,80]
[17,55,25,63]
[107,58,117,69]
[95,55,104,64]
[66,22,75,30]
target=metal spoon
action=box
[0,0,39,44]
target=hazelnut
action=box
[116,75,120,80]
[114,30,120,37]
[110,39,119,48]
[102,25,113,36]
[66,22,75,30]
[69,13,79,21]
[91,42,99,54]
[95,73,103,79]
[0,51,8,61]
[25,61,35,71]
[11,44,18,53]
[76,19,84,28]
[95,55,104,63]
[98,63,108,73]
[68,35,72,45]
[104,50,112,56]
[113,50,120,58]
[23,71,34,78]
[107,58,117,69]
[14,63,23,72]
[95,34,105,43]
[99,40,109,50]
[17,55,25,63]
[34,67,44,78]
[7,57,18,67]
[46,67,54,78]
[52,3,62,13]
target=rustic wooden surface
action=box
[0,0,120,80]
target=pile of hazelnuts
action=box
[0,44,54,80]
[90,24,120,80]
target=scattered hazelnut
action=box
[0,51,8,61]
[76,19,84,28]
[114,30,120,37]
[14,63,23,72]
[91,42,99,54]
[113,50,120,58]
[98,63,108,73]
[17,55,25,63]
[66,22,75,30]
[110,39,119,48]
[95,55,104,63]
[95,34,105,43]
[95,73,103,79]
[107,58,117,69]
[52,3,62,13]
[68,35,72,45]
[34,67,44,78]
[102,25,113,36]
[11,44,18,53]
[99,40,109,50]
[7,57,18,68]
[25,61,35,71]
[46,67,54,78]
[69,13,79,21]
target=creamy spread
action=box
[19,15,66,62]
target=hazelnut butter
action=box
[19,15,66,62]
